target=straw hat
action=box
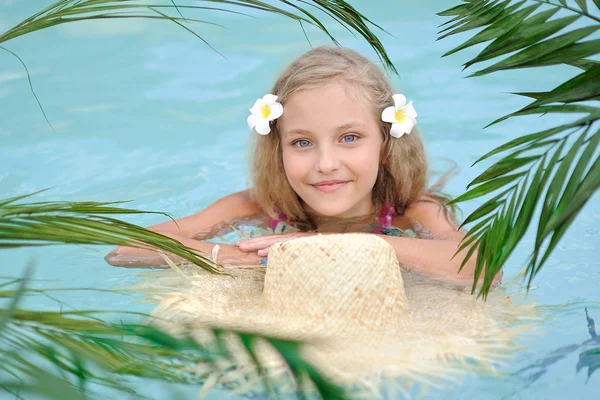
[143,234,538,397]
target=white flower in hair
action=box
[381,94,418,138]
[247,94,283,135]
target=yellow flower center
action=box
[395,110,406,123]
[260,104,271,119]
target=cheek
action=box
[282,150,305,186]
[351,148,380,182]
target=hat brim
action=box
[138,263,538,389]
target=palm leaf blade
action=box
[438,0,493,28]
[527,39,600,69]
[470,25,600,76]
[438,0,511,39]
[451,172,527,203]
[488,104,600,127]
[575,0,589,13]
[469,156,538,187]
[465,9,566,69]
[0,1,395,72]
[475,112,600,163]
[459,187,513,227]
[442,2,539,57]
[543,133,600,237]
[0,192,221,273]
[1,276,344,399]
[518,65,600,112]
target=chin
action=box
[303,200,354,218]
[313,208,347,217]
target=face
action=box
[279,83,383,218]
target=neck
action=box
[305,211,378,233]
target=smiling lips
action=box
[311,180,349,193]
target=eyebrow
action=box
[284,122,367,137]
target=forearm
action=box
[105,232,261,268]
[105,231,212,267]
[377,235,500,286]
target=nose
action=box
[316,144,340,174]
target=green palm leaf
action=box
[439,0,600,298]
[467,25,600,76]
[0,0,395,73]
[0,0,396,132]
[0,188,347,397]
[0,275,346,399]
[0,189,222,273]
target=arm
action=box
[105,190,263,267]
[379,196,502,287]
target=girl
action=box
[106,46,501,287]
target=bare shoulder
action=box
[403,195,460,238]
[213,189,259,211]
[184,189,260,224]
[150,189,261,236]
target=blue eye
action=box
[342,134,358,143]
[294,139,311,148]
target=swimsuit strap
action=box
[269,208,289,230]
[376,204,396,228]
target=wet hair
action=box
[250,46,444,228]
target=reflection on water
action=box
[505,308,600,398]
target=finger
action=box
[235,236,274,247]
[257,248,270,257]
[236,239,271,251]
[236,235,287,251]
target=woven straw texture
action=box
[137,233,539,396]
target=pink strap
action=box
[269,209,288,230]
[376,205,395,228]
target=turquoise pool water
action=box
[1,0,599,398]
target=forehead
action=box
[279,83,378,134]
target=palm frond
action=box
[0,190,222,273]
[0,275,346,399]
[438,0,600,298]
[0,0,395,73]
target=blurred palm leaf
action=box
[0,189,346,398]
[0,189,222,273]
[438,0,600,298]
[577,347,600,381]
[0,0,395,73]
[0,275,346,399]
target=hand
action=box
[235,232,316,256]
[213,244,264,265]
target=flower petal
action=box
[381,106,396,123]
[390,117,416,138]
[250,99,265,116]
[389,123,405,138]
[247,114,257,130]
[255,119,271,135]
[392,94,407,108]
[268,102,283,120]
[400,101,417,119]
[262,94,278,104]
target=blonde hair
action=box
[251,46,430,228]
